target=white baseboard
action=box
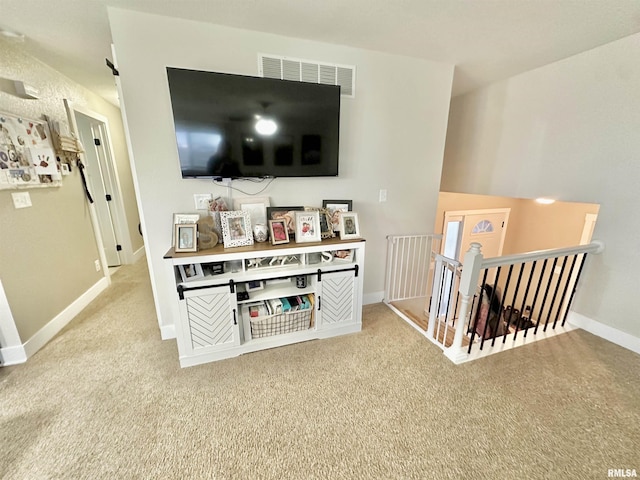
[0,344,27,366]
[132,245,145,263]
[22,276,110,359]
[363,290,384,305]
[568,311,640,355]
[160,324,176,340]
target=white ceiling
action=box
[2,0,640,106]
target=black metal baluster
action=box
[551,255,573,329]
[531,259,549,335]
[483,267,502,349]
[561,253,589,327]
[547,256,569,330]
[495,264,513,346]
[540,257,559,332]
[517,261,537,338]
[508,263,526,341]
[447,264,457,328]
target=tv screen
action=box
[166,68,341,179]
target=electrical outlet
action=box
[12,192,32,209]
[379,189,387,203]
[194,193,213,210]
[94,260,101,272]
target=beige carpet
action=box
[1,258,639,479]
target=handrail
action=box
[433,252,461,267]
[481,241,604,269]
[386,233,443,241]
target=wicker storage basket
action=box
[250,309,313,339]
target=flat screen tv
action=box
[166,67,341,179]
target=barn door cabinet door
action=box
[316,270,358,329]
[178,285,241,357]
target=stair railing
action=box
[443,240,604,364]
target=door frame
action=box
[64,100,135,272]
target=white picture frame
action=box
[305,207,334,239]
[339,212,361,240]
[233,196,271,227]
[175,224,198,252]
[220,210,254,248]
[178,263,204,282]
[294,211,322,243]
[172,213,201,244]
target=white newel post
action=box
[444,242,484,364]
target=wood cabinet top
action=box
[164,236,365,260]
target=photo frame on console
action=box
[339,212,361,240]
[266,206,304,234]
[175,224,198,253]
[269,219,290,245]
[233,196,271,226]
[220,210,254,248]
[294,211,322,243]
[172,213,200,245]
[305,207,334,239]
[178,263,204,282]
[322,200,352,233]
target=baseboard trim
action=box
[22,277,110,359]
[132,245,145,263]
[363,290,384,305]
[568,311,640,355]
[0,344,27,366]
[160,324,176,340]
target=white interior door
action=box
[75,112,121,267]
[443,209,510,261]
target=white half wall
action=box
[108,9,454,332]
[442,32,640,340]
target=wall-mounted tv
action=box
[166,67,341,179]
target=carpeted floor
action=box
[1,258,639,479]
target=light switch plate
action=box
[194,193,212,210]
[12,192,32,209]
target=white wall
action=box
[108,9,454,332]
[442,32,640,339]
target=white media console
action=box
[164,238,365,367]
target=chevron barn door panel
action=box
[322,275,355,324]
[185,292,234,350]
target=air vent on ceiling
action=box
[259,54,356,98]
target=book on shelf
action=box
[266,298,283,315]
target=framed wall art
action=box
[339,212,361,240]
[220,210,254,248]
[175,223,198,252]
[0,112,62,190]
[294,211,321,243]
[322,200,352,232]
